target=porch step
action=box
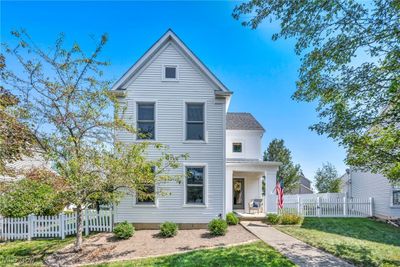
[234,211,266,221]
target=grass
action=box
[0,237,74,266]
[276,217,400,267]
[90,241,295,267]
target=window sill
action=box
[162,79,179,82]
[133,204,157,208]
[182,204,207,208]
[183,140,207,144]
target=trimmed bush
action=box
[208,218,228,236]
[113,221,134,239]
[266,213,281,225]
[280,213,303,225]
[160,222,178,237]
[226,212,239,225]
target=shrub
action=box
[0,178,65,217]
[266,213,281,225]
[280,213,303,225]
[226,212,239,225]
[113,221,134,239]
[208,218,228,236]
[160,222,178,237]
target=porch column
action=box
[265,169,278,213]
[226,167,233,214]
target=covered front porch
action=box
[226,160,281,217]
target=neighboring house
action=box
[112,29,280,225]
[286,173,313,195]
[0,152,51,182]
[341,169,400,219]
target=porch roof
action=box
[226,159,281,173]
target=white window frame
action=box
[135,101,157,141]
[232,142,243,153]
[183,101,207,143]
[183,163,208,208]
[162,64,179,81]
[391,185,400,208]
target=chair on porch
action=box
[248,199,264,214]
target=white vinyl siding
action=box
[115,42,225,223]
[348,171,400,219]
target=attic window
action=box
[164,65,178,80]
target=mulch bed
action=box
[46,225,258,266]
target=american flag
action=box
[276,180,284,209]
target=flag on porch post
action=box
[276,180,284,210]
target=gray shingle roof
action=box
[226,112,265,131]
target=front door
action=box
[233,178,245,210]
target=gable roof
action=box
[226,112,265,131]
[111,29,232,93]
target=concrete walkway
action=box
[241,221,353,267]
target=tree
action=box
[233,1,400,182]
[314,162,341,193]
[264,139,301,192]
[0,55,34,176]
[0,168,66,217]
[1,30,186,251]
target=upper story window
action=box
[232,143,242,153]
[186,103,204,141]
[163,65,178,80]
[186,166,205,204]
[137,103,155,140]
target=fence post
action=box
[85,208,89,236]
[27,214,34,241]
[343,197,347,217]
[369,197,373,217]
[316,197,321,217]
[59,213,65,240]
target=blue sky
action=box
[1,1,347,184]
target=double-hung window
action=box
[186,103,204,141]
[136,167,156,205]
[186,167,205,204]
[137,103,155,140]
[393,185,400,206]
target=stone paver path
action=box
[241,221,353,267]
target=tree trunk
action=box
[74,205,84,252]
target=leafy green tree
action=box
[0,55,33,176]
[233,1,400,182]
[264,139,301,192]
[0,169,66,217]
[1,30,186,251]
[314,162,341,193]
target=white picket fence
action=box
[0,209,112,241]
[280,194,373,217]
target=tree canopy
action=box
[264,139,301,192]
[233,0,400,182]
[1,30,186,251]
[314,162,341,193]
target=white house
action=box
[341,169,400,219]
[112,29,280,226]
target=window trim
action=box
[184,102,206,142]
[232,142,243,153]
[391,186,400,207]
[162,64,179,81]
[136,102,156,141]
[183,163,208,207]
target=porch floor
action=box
[234,210,266,221]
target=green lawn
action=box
[276,218,400,267]
[0,237,74,266]
[91,241,294,267]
